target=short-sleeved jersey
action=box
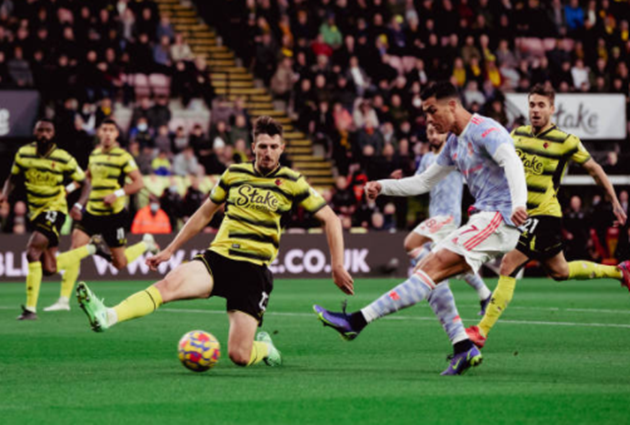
[209,163,327,266]
[417,149,463,226]
[436,114,518,226]
[87,146,138,216]
[11,143,85,220]
[512,125,591,218]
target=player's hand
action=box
[332,264,354,295]
[146,249,172,271]
[390,169,403,179]
[103,194,117,206]
[613,203,628,227]
[70,206,82,221]
[0,193,6,205]
[365,181,382,200]
[511,206,528,227]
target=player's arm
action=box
[582,159,627,225]
[146,198,222,270]
[314,205,354,295]
[69,169,92,221]
[103,169,144,206]
[0,153,23,204]
[365,162,454,200]
[492,143,528,225]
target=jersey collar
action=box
[253,161,282,177]
[531,123,557,138]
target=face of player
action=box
[98,124,120,150]
[422,96,456,134]
[426,123,446,149]
[528,93,555,132]
[34,121,55,152]
[253,134,285,174]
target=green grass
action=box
[1,278,630,424]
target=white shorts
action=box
[433,211,520,274]
[412,215,458,244]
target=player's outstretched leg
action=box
[314,269,438,340]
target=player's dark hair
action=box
[100,118,118,128]
[528,84,555,103]
[420,81,459,101]
[253,116,283,140]
[36,118,55,126]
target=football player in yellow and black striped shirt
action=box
[467,84,630,347]
[46,119,157,312]
[0,119,102,320]
[76,116,353,368]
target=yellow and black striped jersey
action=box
[87,146,138,216]
[11,143,85,220]
[512,125,591,218]
[209,163,327,266]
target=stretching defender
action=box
[402,123,492,315]
[466,84,629,348]
[1,119,101,320]
[44,119,157,312]
[314,82,528,375]
[76,116,353,368]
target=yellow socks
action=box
[112,285,163,324]
[247,341,270,366]
[25,262,43,312]
[124,241,147,264]
[56,245,94,270]
[568,261,623,280]
[478,275,517,337]
[60,263,80,299]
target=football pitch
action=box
[2,278,630,425]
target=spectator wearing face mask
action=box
[131,195,172,234]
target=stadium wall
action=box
[0,234,408,281]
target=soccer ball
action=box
[178,330,221,372]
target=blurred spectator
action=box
[230,115,250,145]
[129,117,154,149]
[154,125,172,154]
[330,176,356,217]
[271,57,297,106]
[131,195,172,234]
[170,33,193,62]
[156,15,174,41]
[173,146,199,176]
[171,126,189,153]
[182,174,206,220]
[8,46,33,86]
[160,177,182,230]
[151,150,171,176]
[148,95,172,130]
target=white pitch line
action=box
[1,305,629,329]
[160,308,630,330]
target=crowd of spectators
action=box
[207,0,630,258]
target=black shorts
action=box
[516,215,564,261]
[30,211,66,248]
[194,249,273,326]
[74,210,129,248]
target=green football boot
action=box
[76,282,109,332]
[256,331,282,367]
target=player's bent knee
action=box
[228,348,250,367]
[112,258,128,270]
[26,247,43,263]
[42,267,56,276]
[549,269,569,281]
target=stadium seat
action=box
[149,74,171,97]
[132,73,151,98]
